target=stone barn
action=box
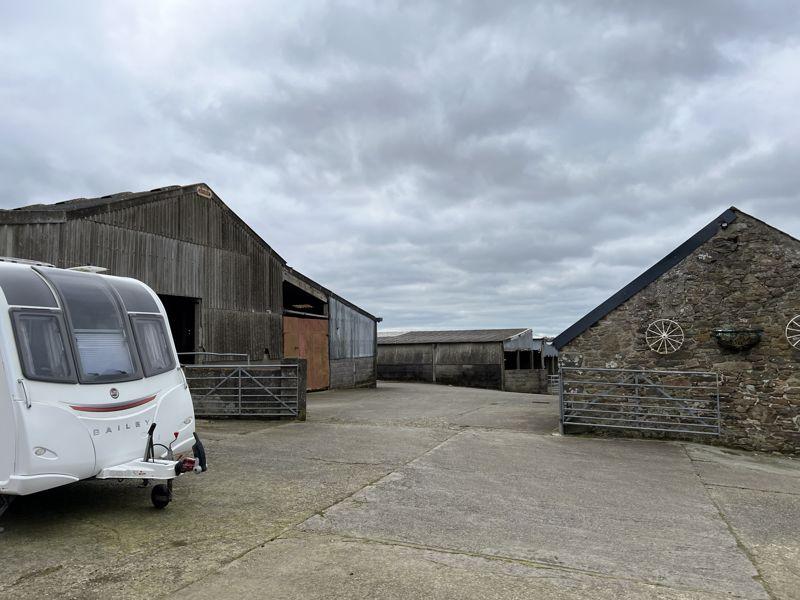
[378,329,557,393]
[554,207,800,454]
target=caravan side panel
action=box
[0,353,14,487]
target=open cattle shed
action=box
[378,328,557,393]
[0,183,378,391]
[554,207,800,454]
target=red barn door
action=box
[283,316,330,391]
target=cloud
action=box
[1,0,799,336]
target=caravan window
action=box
[131,316,175,377]
[12,311,76,383]
[0,268,58,308]
[109,278,159,313]
[40,269,140,383]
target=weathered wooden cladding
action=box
[2,184,380,380]
[377,342,503,388]
[203,309,282,362]
[434,342,502,365]
[376,343,434,382]
[0,185,284,361]
[0,223,63,262]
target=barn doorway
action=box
[159,294,199,363]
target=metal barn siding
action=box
[0,184,285,361]
[284,316,330,391]
[329,297,377,388]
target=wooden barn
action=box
[0,183,378,390]
[554,207,800,454]
[377,329,557,393]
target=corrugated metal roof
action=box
[0,183,290,265]
[377,330,408,338]
[9,186,182,213]
[377,328,530,345]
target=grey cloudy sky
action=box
[2,1,799,336]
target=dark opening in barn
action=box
[158,294,199,363]
[282,279,326,317]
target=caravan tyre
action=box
[151,484,171,509]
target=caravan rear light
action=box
[175,457,197,474]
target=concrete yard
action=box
[1,382,798,599]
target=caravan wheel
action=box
[151,484,171,509]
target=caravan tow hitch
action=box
[97,423,208,509]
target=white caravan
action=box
[0,259,206,517]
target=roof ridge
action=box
[553,207,737,349]
[0,183,289,265]
[5,183,203,213]
[378,328,532,345]
[729,206,800,245]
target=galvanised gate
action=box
[183,361,305,418]
[559,367,720,436]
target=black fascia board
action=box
[553,208,738,350]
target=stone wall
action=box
[560,213,800,454]
[503,369,549,394]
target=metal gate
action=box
[559,367,720,436]
[184,363,301,417]
[547,374,561,395]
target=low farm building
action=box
[554,207,800,454]
[0,183,378,392]
[378,329,557,393]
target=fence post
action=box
[296,358,307,421]
[238,367,242,414]
[716,373,721,436]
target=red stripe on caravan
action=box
[70,394,157,413]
